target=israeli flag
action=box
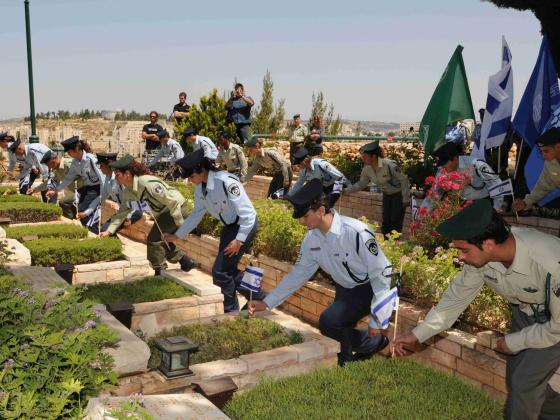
[332,179,344,194]
[86,206,101,228]
[46,176,58,191]
[272,188,284,199]
[127,200,151,214]
[488,178,514,199]
[240,266,264,293]
[472,36,513,159]
[411,195,419,220]
[74,188,81,208]
[19,174,30,191]
[371,287,399,329]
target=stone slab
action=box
[85,393,230,420]
[162,268,221,296]
[10,266,68,295]
[4,238,31,267]
[98,304,150,377]
[76,260,130,272]
[0,226,5,238]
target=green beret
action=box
[245,137,258,148]
[109,154,134,171]
[536,127,560,147]
[436,199,493,240]
[359,141,380,154]
[40,150,54,164]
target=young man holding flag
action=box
[249,179,392,366]
[394,199,560,419]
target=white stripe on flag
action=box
[371,287,399,329]
[86,206,101,228]
[240,266,264,293]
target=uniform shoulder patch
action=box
[149,181,166,197]
[227,182,241,197]
[365,237,378,255]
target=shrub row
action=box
[0,195,41,203]
[0,275,117,418]
[0,202,62,223]
[26,237,123,266]
[0,185,18,196]
[6,223,89,241]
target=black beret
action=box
[286,178,324,219]
[359,141,380,154]
[8,139,21,152]
[156,129,169,138]
[536,127,560,147]
[61,136,80,152]
[293,114,301,119]
[308,145,323,156]
[433,142,462,167]
[96,152,118,164]
[109,154,134,171]
[292,148,309,165]
[436,199,494,240]
[183,127,196,137]
[40,150,54,164]
[175,148,205,179]
[0,132,7,142]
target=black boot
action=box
[180,256,199,272]
[154,268,161,276]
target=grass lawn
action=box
[224,357,503,420]
[6,223,88,241]
[80,276,192,305]
[148,317,303,367]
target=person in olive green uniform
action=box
[288,114,309,164]
[104,155,198,275]
[394,199,560,420]
[244,137,292,199]
[513,127,560,213]
[216,131,248,182]
[36,151,81,219]
[345,141,410,235]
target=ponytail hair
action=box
[75,139,93,154]
[127,159,150,176]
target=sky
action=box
[0,0,544,122]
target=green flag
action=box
[420,45,475,161]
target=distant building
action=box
[399,122,420,135]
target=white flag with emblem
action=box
[371,287,399,329]
[86,205,101,228]
[411,195,419,220]
[127,200,151,213]
[332,179,344,194]
[240,266,264,293]
[488,178,513,198]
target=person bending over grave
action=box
[249,179,391,366]
[164,148,265,312]
[9,138,52,202]
[102,155,198,276]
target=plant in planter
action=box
[0,202,62,223]
[26,237,123,266]
[5,224,89,241]
[0,185,18,196]
[0,195,41,203]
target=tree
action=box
[252,70,286,134]
[484,1,560,77]
[176,89,238,149]
[310,91,342,135]
[355,121,362,135]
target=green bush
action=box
[27,237,123,266]
[224,357,503,419]
[81,276,192,305]
[0,276,117,418]
[0,202,62,223]
[0,195,41,203]
[147,317,303,368]
[0,185,18,196]
[5,224,89,241]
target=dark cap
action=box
[156,129,169,138]
[217,131,229,139]
[359,141,380,154]
[40,150,55,164]
[433,142,462,167]
[292,148,309,164]
[308,145,323,156]
[8,139,21,152]
[175,148,205,178]
[436,199,494,240]
[245,137,258,148]
[536,127,560,147]
[183,127,196,137]
[61,136,80,152]
[293,114,301,119]
[286,178,324,219]
[0,132,7,142]
[96,152,118,164]
[109,154,134,171]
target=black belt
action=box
[219,214,239,227]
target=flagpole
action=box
[144,206,171,251]
[97,205,102,238]
[392,258,404,357]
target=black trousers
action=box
[504,305,560,420]
[382,191,405,236]
[77,185,101,228]
[19,172,53,203]
[212,219,263,312]
[267,168,293,199]
[319,282,385,361]
[323,184,341,208]
[235,123,251,144]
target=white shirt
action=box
[192,135,219,160]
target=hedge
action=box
[147,317,303,367]
[0,202,62,223]
[81,276,192,305]
[0,195,41,203]
[5,224,89,241]
[0,185,18,195]
[26,237,123,266]
[224,357,503,420]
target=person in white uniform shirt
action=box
[9,139,52,201]
[182,127,219,161]
[148,129,185,168]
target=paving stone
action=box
[162,268,221,296]
[76,260,130,272]
[190,358,248,380]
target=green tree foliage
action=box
[310,91,342,135]
[484,0,560,77]
[251,70,286,135]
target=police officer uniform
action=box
[183,128,219,161]
[85,153,142,235]
[148,130,185,167]
[346,141,411,235]
[217,142,248,182]
[413,199,560,420]
[445,121,467,146]
[9,139,51,198]
[521,128,560,209]
[175,149,264,312]
[55,136,102,227]
[109,155,197,274]
[37,151,81,218]
[291,146,349,207]
[263,179,391,365]
[245,137,293,199]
